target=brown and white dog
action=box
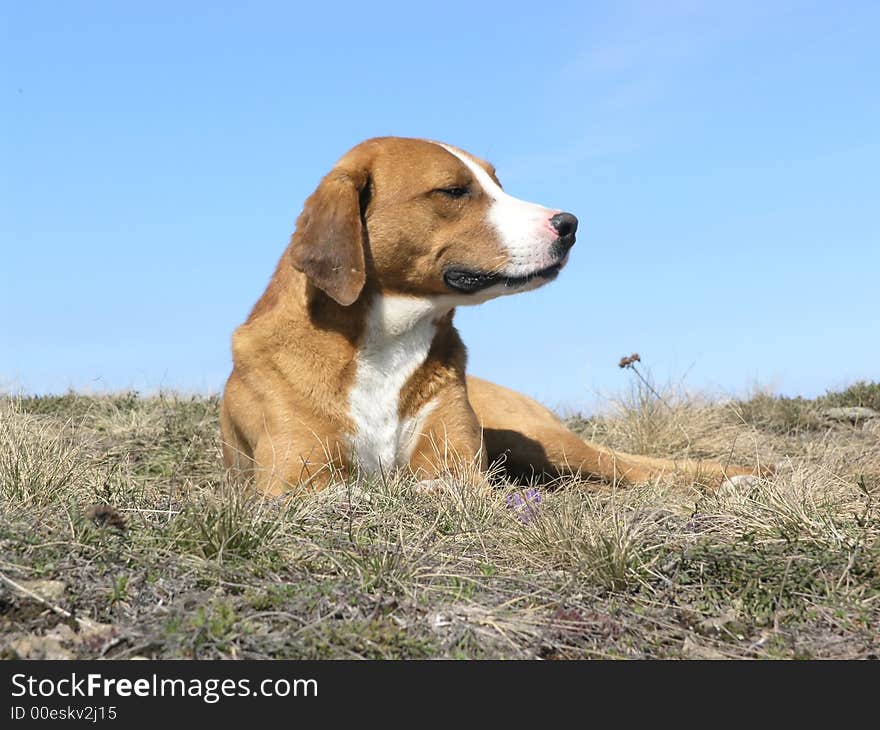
[221,136,761,495]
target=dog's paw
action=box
[414,478,452,496]
[413,477,493,499]
[722,474,761,490]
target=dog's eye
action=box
[435,186,469,199]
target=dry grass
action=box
[1,381,879,659]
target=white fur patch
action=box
[437,143,558,278]
[723,474,760,489]
[347,295,444,474]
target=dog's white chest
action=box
[347,296,441,474]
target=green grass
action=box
[818,381,880,411]
[1,383,878,659]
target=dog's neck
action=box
[362,293,455,340]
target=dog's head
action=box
[289,137,577,307]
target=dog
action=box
[221,137,761,495]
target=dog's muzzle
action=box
[444,211,578,294]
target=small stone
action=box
[77,621,119,654]
[80,620,114,637]
[682,636,728,659]
[16,580,66,602]
[45,623,80,645]
[696,608,747,639]
[7,634,74,660]
[428,612,452,631]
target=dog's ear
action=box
[289,167,369,306]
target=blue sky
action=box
[2,1,878,412]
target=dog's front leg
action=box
[405,390,490,492]
[249,431,349,496]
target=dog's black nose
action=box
[550,212,578,238]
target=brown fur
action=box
[221,137,763,495]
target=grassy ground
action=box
[1,380,879,659]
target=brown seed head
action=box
[85,504,126,532]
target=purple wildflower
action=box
[506,488,542,523]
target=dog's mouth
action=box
[443,260,564,294]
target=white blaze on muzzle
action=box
[436,143,559,277]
